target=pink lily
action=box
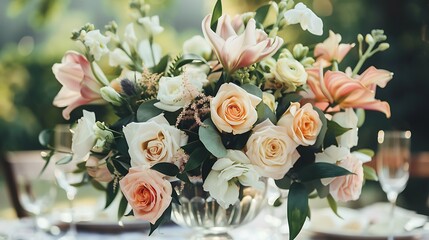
[314,30,355,67]
[202,14,283,73]
[306,66,393,117]
[52,51,105,120]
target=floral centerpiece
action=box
[40,0,393,239]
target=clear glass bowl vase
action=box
[171,179,267,240]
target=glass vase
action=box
[171,179,267,240]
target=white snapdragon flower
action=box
[203,150,264,209]
[138,15,164,37]
[155,65,208,112]
[84,30,111,61]
[71,110,97,162]
[183,35,212,60]
[332,108,359,148]
[138,39,161,68]
[284,3,323,36]
[124,23,138,46]
[109,48,132,67]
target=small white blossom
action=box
[138,15,164,38]
[84,30,111,61]
[183,35,212,60]
[124,23,138,46]
[109,48,132,67]
[138,39,161,68]
[284,3,323,36]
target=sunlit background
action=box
[1,0,428,219]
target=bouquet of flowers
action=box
[40,0,393,239]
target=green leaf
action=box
[210,0,222,31]
[256,101,277,125]
[118,194,128,220]
[363,165,378,181]
[356,108,365,127]
[276,93,303,119]
[175,54,207,70]
[177,172,191,183]
[327,194,342,218]
[91,179,106,191]
[151,162,180,177]
[136,99,163,122]
[149,204,172,235]
[38,129,53,147]
[357,149,375,158]
[273,196,284,207]
[297,162,352,182]
[312,107,328,149]
[241,84,263,99]
[55,155,73,165]
[171,186,181,205]
[288,182,309,240]
[199,118,227,158]
[39,150,54,177]
[327,120,351,137]
[105,180,119,209]
[254,4,271,25]
[181,140,203,154]
[184,147,211,172]
[275,175,292,189]
[151,54,169,74]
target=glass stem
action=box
[66,192,77,238]
[387,191,398,240]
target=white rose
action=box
[246,120,300,179]
[203,150,264,209]
[84,30,110,61]
[183,35,212,60]
[283,2,323,36]
[155,66,208,112]
[332,108,359,148]
[123,114,188,167]
[273,58,307,92]
[315,145,350,186]
[71,110,97,162]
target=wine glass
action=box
[14,156,57,240]
[376,130,411,240]
[53,154,84,240]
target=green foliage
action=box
[104,180,120,209]
[184,147,211,172]
[136,99,163,122]
[297,162,352,182]
[313,107,328,149]
[275,175,292,189]
[327,194,342,218]
[327,120,351,137]
[210,0,222,31]
[363,165,378,181]
[254,4,271,26]
[151,162,180,177]
[149,204,172,235]
[276,93,303,120]
[199,118,227,158]
[55,154,72,165]
[118,194,129,220]
[90,179,106,191]
[288,182,309,240]
[357,149,375,157]
[241,83,263,98]
[38,128,53,147]
[256,101,277,125]
[151,54,170,74]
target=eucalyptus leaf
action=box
[241,84,263,98]
[151,162,179,177]
[256,101,277,125]
[55,155,73,165]
[297,162,352,182]
[363,165,378,181]
[288,182,309,240]
[136,99,163,122]
[199,118,227,158]
[38,129,53,147]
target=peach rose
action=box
[119,167,172,224]
[210,83,261,135]
[277,102,322,146]
[329,154,364,202]
[86,155,113,182]
[246,120,300,179]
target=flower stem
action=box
[352,41,376,77]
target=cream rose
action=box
[278,102,322,146]
[119,167,172,224]
[71,110,97,162]
[273,58,307,92]
[262,92,276,112]
[329,154,364,202]
[246,120,300,179]
[155,66,208,112]
[203,150,264,209]
[211,83,261,135]
[123,114,188,167]
[332,108,359,148]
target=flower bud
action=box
[378,43,390,51]
[293,44,309,59]
[100,86,123,106]
[279,48,294,59]
[357,34,364,43]
[92,123,114,154]
[365,34,374,44]
[270,1,279,14]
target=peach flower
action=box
[329,154,364,202]
[52,51,105,120]
[119,167,172,224]
[277,102,322,146]
[246,120,300,179]
[314,30,355,67]
[202,14,283,73]
[306,66,393,117]
[210,83,261,135]
[85,155,113,182]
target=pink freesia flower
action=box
[52,51,105,120]
[306,66,393,117]
[314,30,355,67]
[202,14,283,73]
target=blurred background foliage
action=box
[0,0,429,213]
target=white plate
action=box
[306,203,429,240]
